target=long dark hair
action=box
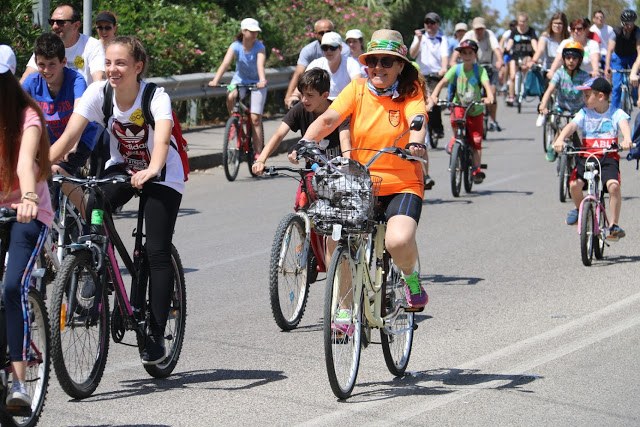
[394,60,421,103]
[0,73,50,195]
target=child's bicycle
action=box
[0,208,50,427]
[300,117,427,399]
[48,175,186,398]
[216,84,263,181]
[261,163,327,331]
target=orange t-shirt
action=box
[329,78,427,197]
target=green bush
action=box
[0,0,44,73]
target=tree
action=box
[563,0,628,24]
[507,0,553,30]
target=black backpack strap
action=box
[141,82,158,129]
[102,82,114,126]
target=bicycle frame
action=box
[228,85,256,153]
[575,154,609,238]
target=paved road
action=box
[39,100,640,426]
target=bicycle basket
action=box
[307,157,382,235]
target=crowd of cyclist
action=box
[1,2,640,421]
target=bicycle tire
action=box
[621,86,632,116]
[483,110,488,140]
[515,71,522,114]
[594,205,606,260]
[543,116,555,154]
[138,244,187,378]
[463,147,473,193]
[11,290,50,427]
[50,250,109,399]
[450,142,462,197]
[558,153,569,203]
[247,123,264,177]
[223,116,241,181]
[380,252,414,377]
[428,125,438,149]
[580,202,595,266]
[324,244,361,399]
[269,213,310,331]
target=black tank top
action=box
[614,25,638,57]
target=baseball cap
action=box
[321,32,342,47]
[345,29,363,40]
[455,22,468,33]
[95,12,116,25]
[472,17,486,29]
[455,39,479,52]
[424,12,440,23]
[0,45,17,75]
[575,77,612,94]
[240,18,261,32]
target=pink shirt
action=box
[0,107,53,226]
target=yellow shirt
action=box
[329,78,426,197]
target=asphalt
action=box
[184,115,297,171]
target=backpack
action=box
[627,111,640,169]
[523,66,545,99]
[102,82,190,181]
[448,63,481,102]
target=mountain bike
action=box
[216,84,263,181]
[612,69,634,116]
[262,164,326,331]
[301,117,427,399]
[49,175,186,399]
[0,208,50,427]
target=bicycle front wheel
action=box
[11,290,50,427]
[269,213,310,331]
[621,86,632,116]
[543,117,555,153]
[428,124,438,149]
[580,202,595,266]
[558,153,569,203]
[324,244,361,399]
[594,205,606,260]
[515,71,523,113]
[223,116,241,181]
[380,253,414,377]
[463,147,473,193]
[450,142,462,197]
[50,250,109,399]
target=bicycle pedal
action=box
[6,405,32,417]
[480,164,488,169]
[405,306,424,313]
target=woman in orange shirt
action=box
[297,29,428,308]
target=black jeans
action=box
[425,74,443,133]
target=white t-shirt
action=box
[590,24,615,56]
[461,29,500,64]
[306,56,361,100]
[28,34,105,84]
[556,38,600,74]
[75,81,185,194]
[410,31,449,74]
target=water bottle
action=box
[90,209,104,235]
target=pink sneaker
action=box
[331,309,355,337]
[402,272,428,308]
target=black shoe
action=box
[434,130,445,139]
[141,334,166,365]
[423,174,435,190]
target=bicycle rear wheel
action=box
[621,86,632,116]
[324,244,361,399]
[10,290,50,427]
[50,250,109,399]
[380,253,414,377]
[543,116,555,154]
[223,116,241,181]
[269,213,310,331]
[558,153,569,203]
[138,245,187,378]
[450,142,462,197]
[580,202,595,266]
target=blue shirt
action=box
[22,67,97,149]
[230,40,265,85]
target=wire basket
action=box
[307,157,382,235]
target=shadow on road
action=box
[114,207,200,220]
[424,198,473,206]
[468,189,534,197]
[422,273,484,286]
[591,254,640,266]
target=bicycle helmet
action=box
[621,9,637,23]
[562,41,583,58]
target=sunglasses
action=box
[424,20,437,25]
[321,45,339,51]
[317,30,329,36]
[622,21,635,26]
[365,56,397,68]
[96,25,113,31]
[48,18,75,26]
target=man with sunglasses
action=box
[20,3,105,85]
[410,12,448,140]
[605,9,640,109]
[284,19,350,108]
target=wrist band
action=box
[255,159,266,165]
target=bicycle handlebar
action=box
[0,207,17,224]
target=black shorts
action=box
[57,142,92,176]
[377,193,423,224]
[572,156,620,191]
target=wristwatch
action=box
[21,192,40,205]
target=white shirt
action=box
[590,24,615,56]
[75,81,185,194]
[410,31,449,74]
[27,33,105,84]
[306,56,361,100]
[461,29,500,64]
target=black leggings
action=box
[87,166,182,335]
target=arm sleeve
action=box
[73,81,108,125]
[297,43,316,67]
[404,90,428,118]
[71,69,88,100]
[489,31,500,50]
[22,107,43,132]
[329,80,358,120]
[572,109,586,127]
[87,38,106,74]
[149,85,174,124]
[480,66,489,83]
[282,103,302,133]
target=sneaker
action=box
[332,309,355,337]
[472,167,485,184]
[446,138,455,154]
[423,174,435,190]
[566,209,579,225]
[6,380,31,407]
[402,272,428,308]
[488,121,496,131]
[546,144,558,162]
[506,97,515,106]
[434,130,445,139]
[141,334,166,365]
[491,120,502,132]
[608,224,626,240]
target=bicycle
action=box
[216,84,263,181]
[478,63,497,139]
[48,175,186,399]
[550,110,581,203]
[612,69,634,116]
[261,164,327,331]
[541,91,557,154]
[301,117,426,399]
[442,100,487,197]
[513,57,526,113]
[0,208,50,427]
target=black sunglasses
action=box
[424,20,437,25]
[96,25,113,31]
[317,30,328,36]
[48,18,75,26]
[365,56,397,68]
[321,45,339,51]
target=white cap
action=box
[345,29,363,40]
[454,22,468,33]
[321,31,342,46]
[0,45,16,75]
[241,18,261,32]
